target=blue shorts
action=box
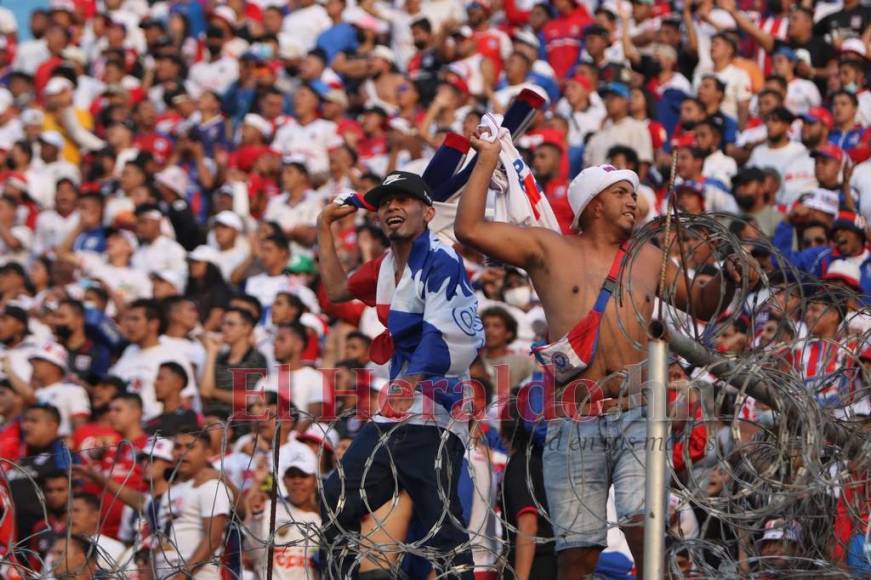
[542,406,648,552]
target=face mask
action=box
[207,44,223,57]
[735,193,756,211]
[756,409,776,428]
[504,286,532,308]
[83,301,97,311]
[844,82,858,94]
[54,325,73,342]
[4,157,14,170]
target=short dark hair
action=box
[225,306,256,327]
[159,361,188,389]
[129,298,161,321]
[701,73,726,94]
[58,298,85,318]
[345,330,372,347]
[27,403,61,425]
[230,294,263,322]
[134,202,163,218]
[606,145,639,170]
[261,234,290,253]
[113,392,143,410]
[77,191,104,206]
[481,306,519,343]
[41,469,69,484]
[277,321,309,349]
[72,492,101,512]
[175,426,212,447]
[410,16,432,33]
[833,89,859,107]
[274,292,306,314]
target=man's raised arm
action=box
[317,202,358,303]
[454,137,551,270]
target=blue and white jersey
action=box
[347,230,484,437]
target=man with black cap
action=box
[318,170,483,578]
[747,106,808,195]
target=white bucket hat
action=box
[567,164,639,229]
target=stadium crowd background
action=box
[0,0,867,577]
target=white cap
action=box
[323,89,349,108]
[211,5,236,24]
[823,259,861,289]
[282,442,318,476]
[108,228,139,251]
[795,48,812,67]
[802,188,839,217]
[277,33,304,60]
[297,422,339,452]
[21,108,44,126]
[150,269,187,292]
[371,45,396,64]
[513,29,540,50]
[0,88,11,116]
[50,0,76,12]
[44,76,74,97]
[567,164,640,229]
[243,113,273,139]
[155,166,189,196]
[188,244,220,265]
[841,37,867,58]
[30,341,68,372]
[40,131,65,150]
[141,437,175,463]
[61,46,87,65]
[214,210,243,231]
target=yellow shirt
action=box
[43,108,95,166]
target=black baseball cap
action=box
[2,304,27,327]
[364,171,433,208]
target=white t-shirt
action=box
[694,63,751,120]
[132,236,188,281]
[0,225,32,266]
[110,342,197,419]
[262,192,322,257]
[35,382,90,437]
[155,478,233,575]
[93,533,127,573]
[246,498,321,580]
[556,95,606,149]
[746,141,808,184]
[857,90,871,127]
[702,150,738,187]
[584,115,654,166]
[160,335,207,381]
[781,152,818,205]
[188,57,240,96]
[78,252,153,304]
[0,118,23,152]
[33,210,79,257]
[244,273,320,319]
[851,159,871,224]
[281,4,331,52]
[273,118,341,176]
[257,366,326,414]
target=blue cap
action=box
[774,46,798,61]
[599,82,630,99]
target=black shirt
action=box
[145,408,200,437]
[499,449,556,579]
[814,5,871,43]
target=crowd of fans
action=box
[0,0,866,578]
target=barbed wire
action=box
[0,214,868,579]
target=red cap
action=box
[811,143,845,162]
[443,72,469,96]
[568,74,592,92]
[802,107,834,130]
[671,132,697,149]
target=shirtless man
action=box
[455,136,738,578]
